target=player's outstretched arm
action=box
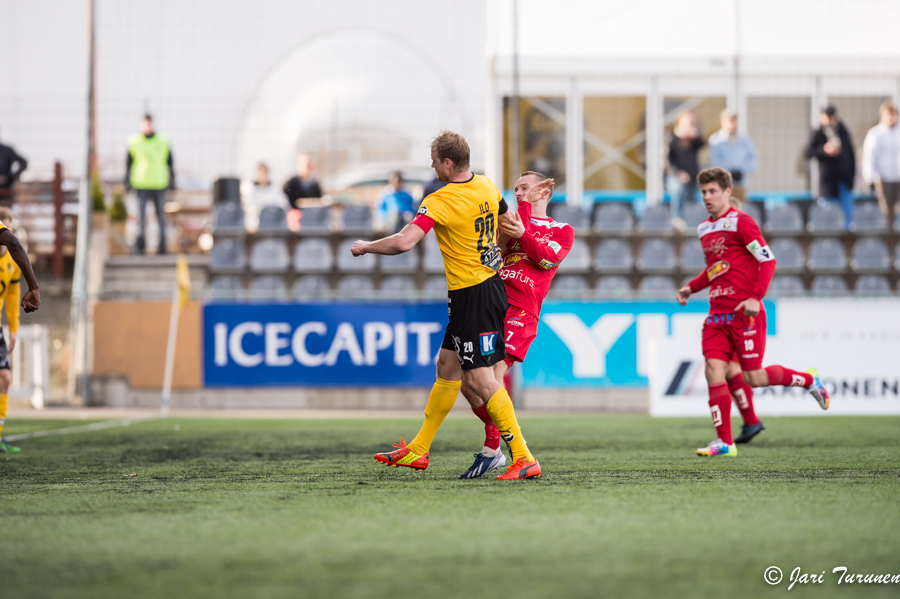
[0,229,39,313]
[351,222,426,257]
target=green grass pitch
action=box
[1,415,898,598]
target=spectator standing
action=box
[375,171,415,233]
[709,109,759,207]
[667,111,704,222]
[126,114,174,254]
[805,106,856,228]
[241,162,288,231]
[0,131,28,207]
[283,153,322,208]
[862,101,900,216]
[419,175,447,209]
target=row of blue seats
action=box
[214,198,900,239]
[210,235,900,276]
[208,273,899,301]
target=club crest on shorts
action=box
[479,331,498,355]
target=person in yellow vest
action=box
[126,114,175,254]
[0,208,41,452]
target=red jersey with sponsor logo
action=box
[500,201,575,317]
[689,208,776,313]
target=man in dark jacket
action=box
[282,153,322,208]
[666,111,705,223]
[0,133,28,206]
[806,106,856,228]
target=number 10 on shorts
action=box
[480,332,498,356]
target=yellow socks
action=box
[484,388,535,462]
[407,377,461,455]
[0,393,7,438]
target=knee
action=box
[704,361,726,385]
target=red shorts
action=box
[701,310,767,371]
[502,305,538,367]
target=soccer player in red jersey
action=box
[677,167,830,457]
[459,171,575,478]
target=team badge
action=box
[479,331,498,356]
[417,205,428,216]
[706,259,730,281]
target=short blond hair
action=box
[880,101,897,116]
[431,130,470,171]
[0,207,13,223]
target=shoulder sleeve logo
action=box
[417,205,428,216]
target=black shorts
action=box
[441,274,508,371]
[0,333,9,370]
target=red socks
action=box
[708,382,733,445]
[727,372,759,426]
[764,366,813,388]
[472,404,501,451]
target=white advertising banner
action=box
[649,337,900,417]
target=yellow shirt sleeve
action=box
[417,193,449,225]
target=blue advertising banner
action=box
[203,303,447,387]
[522,300,777,388]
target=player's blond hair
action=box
[431,130,470,171]
[0,207,13,223]
[880,100,897,116]
[697,167,733,191]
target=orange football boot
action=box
[496,457,541,480]
[373,437,429,470]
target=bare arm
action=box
[0,229,40,312]
[351,222,426,256]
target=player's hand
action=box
[823,141,841,156]
[8,332,15,352]
[350,240,368,257]
[676,286,692,306]
[22,289,40,313]
[736,297,760,316]
[500,210,526,239]
[523,179,554,203]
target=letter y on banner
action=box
[542,313,634,378]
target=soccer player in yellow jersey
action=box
[0,209,42,453]
[351,130,540,479]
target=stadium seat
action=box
[850,238,890,273]
[336,275,375,300]
[547,275,590,299]
[423,237,445,273]
[256,205,289,235]
[740,201,763,225]
[249,238,290,274]
[336,239,376,273]
[209,237,247,274]
[593,239,633,274]
[636,239,676,273]
[207,275,244,301]
[764,203,804,236]
[679,239,705,272]
[811,275,848,297]
[556,239,591,273]
[681,202,709,229]
[807,238,847,273]
[299,206,332,235]
[292,275,331,300]
[637,276,676,298]
[293,238,334,273]
[380,275,417,300]
[636,204,674,235]
[855,275,892,297]
[422,275,447,299]
[342,204,373,235]
[380,250,419,274]
[807,201,846,234]
[249,275,288,300]
[550,204,590,235]
[592,203,634,235]
[851,201,888,234]
[680,275,707,299]
[594,276,632,299]
[212,201,245,236]
[767,276,805,298]
[769,238,805,274]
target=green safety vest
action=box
[128,133,170,190]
